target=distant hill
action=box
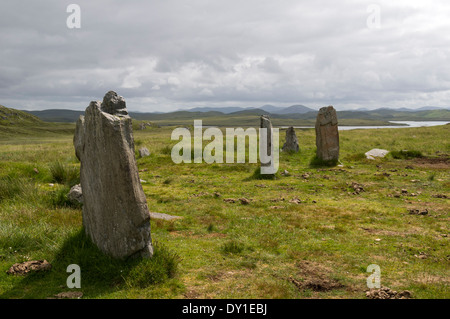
[182,104,316,114]
[25,109,85,123]
[182,106,248,114]
[0,104,42,125]
[278,104,315,114]
[0,105,75,137]
[17,105,450,125]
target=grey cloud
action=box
[1,0,449,111]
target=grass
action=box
[390,150,424,159]
[0,122,449,299]
[49,161,80,187]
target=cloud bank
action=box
[1,0,449,111]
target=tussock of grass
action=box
[45,185,81,209]
[49,161,80,186]
[220,240,246,255]
[0,175,36,203]
[390,150,423,159]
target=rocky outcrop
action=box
[315,106,339,162]
[74,91,153,259]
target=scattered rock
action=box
[350,182,364,195]
[67,184,83,204]
[270,206,284,209]
[33,168,39,174]
[7,260,52,276]
[139,147,150,158]
[289,198,302,204]
[281,169,290,176]
[365,149,389,160]
[54,291,83,299]
[366,287,412,299]
[223,198,236,203]
[315,106,339,162]
[408,209,428,216]
[432,194,448,199]
[239,198,250,205]
[301,173,310,179]
[214,192,221,197]
[414,252,428,259]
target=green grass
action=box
[0,122,449,299]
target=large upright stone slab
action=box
[74,91,153,259]
[282,126,299,153]
[260,115,273,170]
[315,106,339,162]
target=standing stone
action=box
[315,106,339,162]
[74,91,153,259]
[260,115,272,168]
[282,126,299,153]
[139,147,150,158]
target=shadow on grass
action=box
[0,228,180,299]
[309,155,338,168]
[243,167,278,181]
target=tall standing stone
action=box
[260,115,272,169]
[74,91,153,259]
[315,105,339,162]
[282,126,299,153]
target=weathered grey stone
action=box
[365,149,389,160]
[74,91,153,259]
[139,147,150,158]
[68,184,83,204]
[282,126,299,152]
[260,115,272,167]
[315,106,339,161]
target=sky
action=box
[1,0,450,112]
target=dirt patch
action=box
[169,230,227,239]
[6,260,52,276]
[361,227,418,237]
[183,289,200,299]
[366,286,412,299]
[289,260,344,292]
[408,208,428,216]
[412,156,449,169]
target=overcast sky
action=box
[1,1,450,112]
